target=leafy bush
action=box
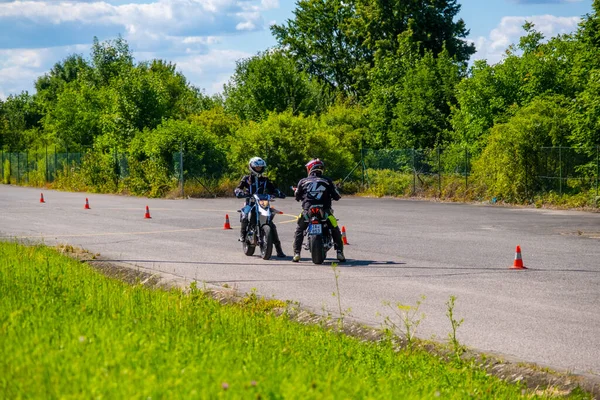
[229,109,362,191]
[78,152,119,193]
[472,95,571,202]
[363,169,413,197]
[52,164,89,192]
[125,158,174,197]
[130,119,228,180]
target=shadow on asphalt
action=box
[89,259,407,268]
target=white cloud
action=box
[472,15,581,64]
[0,0,282,97]
[0,45,89,99]
[0,0,273,48]
[174,48,251,93]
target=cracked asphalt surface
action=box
[1,185,599,377]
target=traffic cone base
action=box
[223,214,232,230]
[84,198,90,209]
[144,206,152,219]
[341,226,349,245]
[40,193,45,203]
[511,245,527,270]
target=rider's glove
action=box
[234,189,245,198]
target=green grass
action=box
[0,241,589,399]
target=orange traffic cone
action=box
[84,198,90,209]
[341,226,349,245]
[511,245,527,270]
[223,214,232,230]
[40,193,45,203]
[144,206,152,219]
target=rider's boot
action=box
[336,250,346,262]
[239,220,248,242]
[275,241,286,258]
[292,253,301,262]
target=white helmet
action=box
[249,157,267,176]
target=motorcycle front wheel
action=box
[243,230,256,256]
[309,234,325,265]
[260,224,273,260]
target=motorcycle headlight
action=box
[258,200,269,208]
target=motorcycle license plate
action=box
[308,224,322,235]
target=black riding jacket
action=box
[235,175,280,196]
[295,172,340,211]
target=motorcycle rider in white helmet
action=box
[234,157,287,258]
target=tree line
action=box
[1,0,599,203]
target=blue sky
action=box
[0,0,594,100]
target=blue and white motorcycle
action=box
[238,193,282,260]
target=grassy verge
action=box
[0,241,592,399]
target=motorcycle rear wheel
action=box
[260,224,273,260]
[309,235,325,265]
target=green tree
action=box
[569,70,600,149]
[271,0,363,96]
[91,36,134,86]
[35,54,92,109]
[569,1,600,150]
[272,0,474,98]
[368,32,463,149]
[451,24,577,153]
[353,0,474,63]
[224,50,326,121]
[0,92,43,150]
[44,82,99,150]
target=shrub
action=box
[125,157,174,197]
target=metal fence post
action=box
[45,144,48,183]
[412,147,417,196]
[559,146,562,195]
[361,147,365,188]
[437,147,441,198]
[54,147,57,182]
[66,146,69,177]
[464,146,468,200]
[525,152,528,202]
[17,152,20,185]
[180,142,184,198]
[113,147,118,189]
[0,150,3,181]
[596,146,600,207]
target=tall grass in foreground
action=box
[0,242,587,399]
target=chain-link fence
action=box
[342,147,471,197]
[341,146,599,204]
[0,146,230,197]
[536,147,599,196]
[2,145,599,204]
[0,147,88,185]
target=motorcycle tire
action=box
[260,224,273,260]
[309,234,325,265]
[243,231,256,256]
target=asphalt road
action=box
[1,185,599,377]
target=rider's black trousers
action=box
[293,210,343,255]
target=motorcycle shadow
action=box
[338,259,406,268]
